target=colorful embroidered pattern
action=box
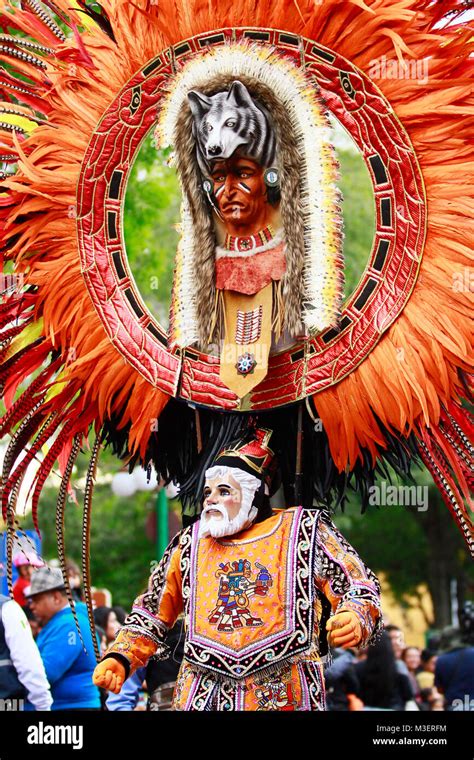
[104,628,164,674]
[224,225,275,252]
[180,508,318,679]
[253,666,297,711]
[208,559,273,631]
[235,306,263,344]
[315,511,383,648]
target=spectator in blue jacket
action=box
[26,566,100,711]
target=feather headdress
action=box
[0,0,472,640]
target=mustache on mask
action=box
[202,504,227,518]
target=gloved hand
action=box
[93,658,126,694]
[326,610,362,649]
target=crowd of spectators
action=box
[2,550,473,712]
[326,612,474,712]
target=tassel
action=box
[81,434,102,662]
[2,411,60,533]
[0,338,45,389]
[0,43,48,71]
[207,288,224,349]
[295,402,303,504]
[271,279,284,342]
[56,435,87,651]
[0,401,46,519]
[0,359,61,437]
[417,439,473,557]
[5,501,15,597]
[28,418,76,522]
[0,34,54,56]
[21,0,66,42]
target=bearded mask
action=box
[198,465,261,539]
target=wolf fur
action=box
[188,81,276,174]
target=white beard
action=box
[198,502,257,539]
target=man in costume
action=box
[0,0,472,725]
[93,429,382,711]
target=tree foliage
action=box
[334,473,474,628]
[18,447,163,609]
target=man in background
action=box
[26,565,100,710]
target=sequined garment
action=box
[105,508,382,710]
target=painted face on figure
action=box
[202,474,242,523]
[210,155,273,235]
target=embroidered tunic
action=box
[105,508,382,711]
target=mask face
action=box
[199,471,255,539]
[202,474,241,522]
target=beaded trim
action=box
[223,224,275,253]
[180,507,319,680]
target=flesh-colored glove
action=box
[93,658,126,694]
[326,610,362,649]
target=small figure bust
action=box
[157,61,343,397]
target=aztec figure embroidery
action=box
[254,671,297,711]
[208,559,273,632]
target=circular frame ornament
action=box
[77,27,426,411]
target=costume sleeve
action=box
[103,530,184,678]
[314,511,383,648]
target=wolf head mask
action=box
[187,81,276,174]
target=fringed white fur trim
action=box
[158,43,343,343]
[171,200,200,347]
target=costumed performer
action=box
[93,428,382,711]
